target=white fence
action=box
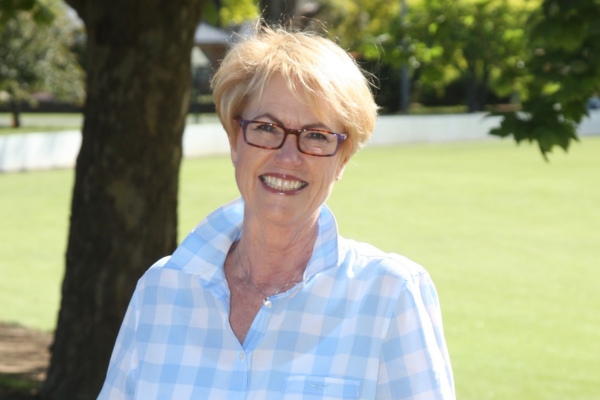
[2,111,599,173]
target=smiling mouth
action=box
[260,175,308,191]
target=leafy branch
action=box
[491,0,600,158]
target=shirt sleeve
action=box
[96,284,140,400]
[376,271,455,400]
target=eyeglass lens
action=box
[245,121,340,156]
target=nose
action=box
[274,132,302,166]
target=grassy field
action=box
[1,137,599,399]
[0,113,82,135]
[0,113,221,135]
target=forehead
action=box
[242,75,343,132]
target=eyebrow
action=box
[253,113,335,132]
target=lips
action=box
[260,174,308,192]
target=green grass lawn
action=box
[1,137,599,399]
[0,126,82,135]
[0,112,220,135]
[0,113,83,135]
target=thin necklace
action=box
[236,247,304,308]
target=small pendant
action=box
[263,298,272,308]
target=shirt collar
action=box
[163,197,340,285]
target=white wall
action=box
[368,113,504,146]
[182,124,230,158]
[2,110,599,173]
[0,131,82,173]
[578,109,600,136]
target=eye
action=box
[306,131,329,142]
[256,123,277,133]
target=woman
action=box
[99,26,454,400]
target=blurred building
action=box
[194,21,230,72]
[190,21,232,113]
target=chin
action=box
[253,199,317,227]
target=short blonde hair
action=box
[211,25,378,157]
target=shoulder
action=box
[333,237,444,328]
[133,255,186,294]
[337,236,447,327]
[149,255,171,269]
[338,236,430,283]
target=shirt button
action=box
[239,353,245,360]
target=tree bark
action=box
[466,63,490,113]
[10,100,20,128]
[479,67,490,112]
[41,1,205,399]
[260,0,297,24]
[466,65,479,112]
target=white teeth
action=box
[262,176,304,191]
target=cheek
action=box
[234,136,252,168]
[314,162,339,192]
[235,166,257,200]
[328,158,346,179]
[231,132,244,161]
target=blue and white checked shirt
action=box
[98,198,455,400]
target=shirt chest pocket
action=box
[282,375,360,399]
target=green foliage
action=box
[201,0,258,28]
[314,0,598,157]
[314,0,533,112]
[0,0,54,24]
[491,0,600,157]
[309,0,403,111]
[219,0,259,26]
[401,0,533,111]
[202,0,219,25]
[315,0,400,51]
[0,3,84,109]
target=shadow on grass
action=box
[0,376,40,400]
[0,324,51,400]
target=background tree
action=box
[201,0,259,27]
[491,0,600,157]
[261,0,297,24]
[307,0,529,112]
[0,0,54,24]
[309,0,535,114]
[0,3,84,127]
[40,0,205,398]
[312,0,398,49]
[305,0,401,110]
[402,0,532,112]
[316,0,598,156]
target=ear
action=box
[335,154,350,181]
[229,134,238,165]
[229,117,241,161]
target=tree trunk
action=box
[41,1,204,399]
[478,68,490,112]
[260,0,297,24]
[466,63,489,113]
[466,65,479,112]
[9,100,20,128]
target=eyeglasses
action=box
[238,119,347,157]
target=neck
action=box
[233,206,320,287]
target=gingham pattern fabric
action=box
[98,197,455,400]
